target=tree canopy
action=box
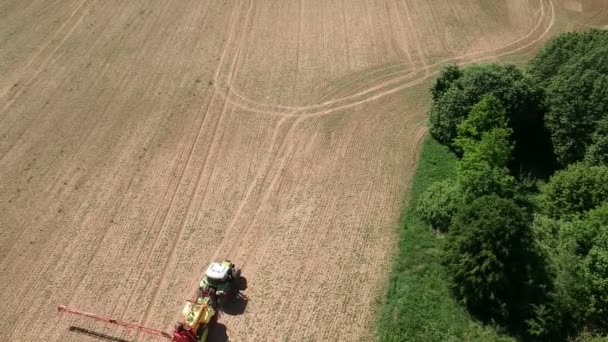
[528,29,608,166]
[420,29,608,341]
[454,95,510,154]
[444,195,548,329]
[429,64,546,171]
[540,163,608,220]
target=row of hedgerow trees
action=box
[418,29,608,341]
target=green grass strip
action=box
[376,137,514,342]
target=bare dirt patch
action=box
[0,0,598,341]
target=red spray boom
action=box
[57,305,172,340]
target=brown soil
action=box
[0,0,600,341]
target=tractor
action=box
[57,261,242,342]
[197,260,241,306]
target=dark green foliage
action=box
[528,30,608,87]
[417,180,461,233]
[378,138,513,342]
[542,69,608,165]
[428,64,542,144]
[431,63,462,101]
[570,204,608,329]
[567,204,608,257]
[533,204,608,335]
[428,64,547,172]
[429,84,471,145]
[585,119,608,166]
[581,230,608,328]
[528,29,608,166]
[444,195,550,331]
[540,163,608,220]
[383,29,608,342]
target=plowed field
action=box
[1,0,603,341]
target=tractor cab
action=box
[198,260,240,305]
[204,262,231,283]
[199,261,235,293]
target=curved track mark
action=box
[214,0,554,117]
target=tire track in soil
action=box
[341,0,352,72]
[332,0,425,102]
[232,124,321,274]
[135,1,253,337]
[0,0,126,165]
[112,0,216,325]
[2,0,195,327]
[217,0,544,119]
[190,0,554,288]
[0,0,160,266]
[0,0,96,113]
[0,0,91,100]
[213,0,553,118]
[400,0,429,74]
[219,116,303,263]
[0,1,560,340]
[0,0,148,299]
[166,0,266,327]
[203,12,305,276]
[55,1,219,336]
[204,0,315,268]
[208,115,291,259]
[2,67,157,337]
[192,6,557,333]
[301,3,552,119]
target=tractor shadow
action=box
[222,276,248,316]
[207,322,228,342]
[68,326,131,342]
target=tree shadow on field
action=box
[68,326,131,342]
[208,322,228,342]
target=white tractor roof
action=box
[205,262,230,280]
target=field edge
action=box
[375,136,516,342]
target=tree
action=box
[580,230,608,329]
[566,203,608,257]
[444,195,550,329]
[430,63,462,102]
[454,95,509,154]
[540,163,608,220]
[528,30,608,88]
[457,128,515,200]
[543,69,608,165]
[528,29,608,166]
[429,64,543,150]
[417,180,461,233]
[585,119,608,166]
[534,204,608,334]
[428,64,547,173]
[565,204,608,330]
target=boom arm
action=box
[57,305,172,340]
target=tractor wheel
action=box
[233,268,241,281]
